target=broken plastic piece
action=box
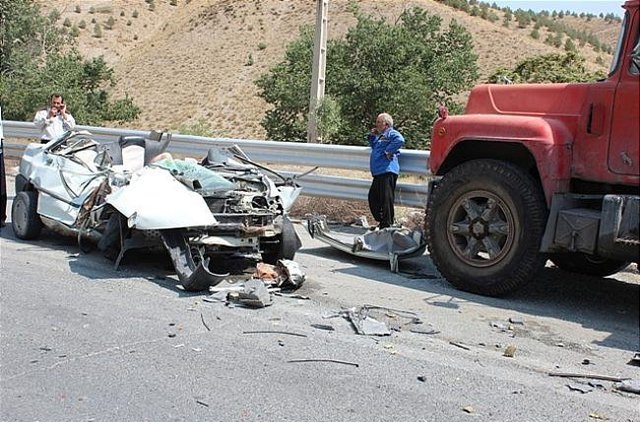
[615,379,640,394]
[229,279,272,308]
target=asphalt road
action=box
[1,174,639,422]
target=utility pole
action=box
[307,0,329,143]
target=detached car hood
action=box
[106,166,216,230]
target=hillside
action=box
[39,0,621,139]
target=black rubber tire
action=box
[426,159,547,296]
[12,191,43,240]
[550,253,629,277]
[261,216,300,264]
[15,174,29,193]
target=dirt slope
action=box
[41,0,620,138]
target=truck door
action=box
[608,7,640,176]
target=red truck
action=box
[426,0,639,296]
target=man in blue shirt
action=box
[367,113,405,229]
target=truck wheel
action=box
[549,253,629,277]
[426,159,547,296]
[12,191,43,240]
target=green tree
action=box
[487,51,605,84]
[564,38,576,52]
[93,23,102,38]
[315,95,342,143]
[530,28,540,40]
[0,0,140,124]
[105,16,115,30]
[256,8,478,149]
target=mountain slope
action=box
[41,0,619,139]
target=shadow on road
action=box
[304,244,640,353]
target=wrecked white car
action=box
[12,130,302,291]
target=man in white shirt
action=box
[0,106,5,228]
[33,93,76,143]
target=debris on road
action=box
[566,383,594,394]
[503,344,517,358]
[548,372,631,382]
[628,352,640,367]
[408,325,440,335]
[340,305,425,336]
[287,358,359,368]
[275,292,310,300]
[229,279,272,308]
[508,316,525,325]
[449,341,471,351]
[242,330,307,338]
[588,412,608,420]
[462,405,475,413]
[417,375,427,382]
[254,260,306,289]
[200,313,211,331]
[203,260,306,308]
[310,323,335,331]
[348,309,391,336]
[614,379,640,394]
[490,321,508,331]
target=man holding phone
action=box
[366,112,405,230]
[33,93,76,143]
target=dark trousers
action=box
[0,147,6,225]
[368,172,398,228]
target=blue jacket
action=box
[367,127,405,176]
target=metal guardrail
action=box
[2,120,432,208]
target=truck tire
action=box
[426,159,547,296]
[12,191,43,240]
[549,253,629,277]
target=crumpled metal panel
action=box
[106,167,216,230]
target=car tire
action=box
[15,174,29,193]
[12,191,43,240]
[549,252,629,277]
[426,159,547,296]
[261,216,300,264]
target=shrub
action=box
[93,23,102,38]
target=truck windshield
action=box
[609,10,629,75]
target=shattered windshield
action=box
[154,159,234,191]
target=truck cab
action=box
[425,0,639,296]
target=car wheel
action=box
[15,174,29,193]
[12,191,43,240]
[261,216,301,264]
[550,252,629,277]
[426,159,547,296]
